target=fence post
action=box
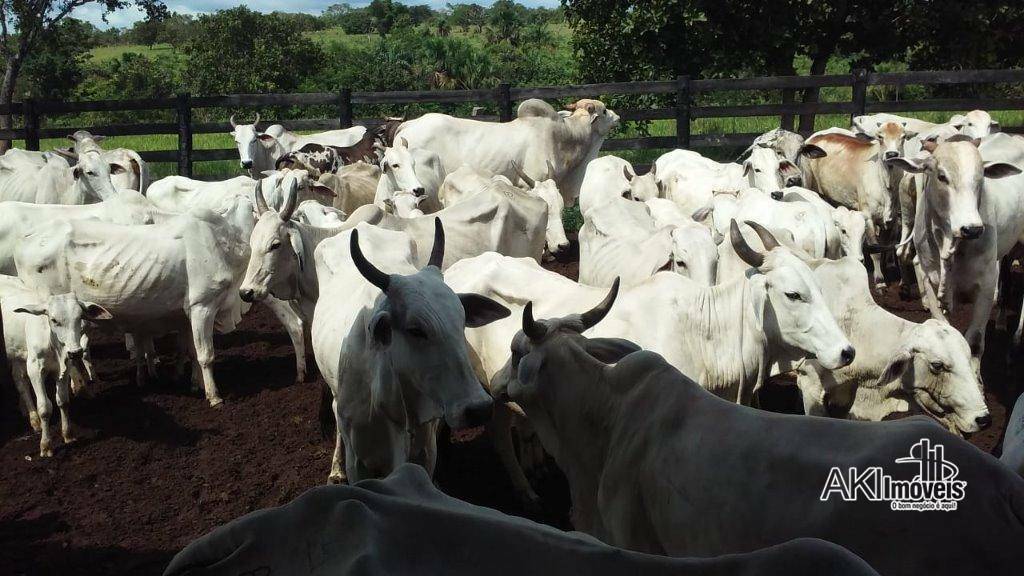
[851,68,868,125]
[23,99,40,151]
[338,88,353,129]
[497,82,513,123]
[176,92,192,177]
[675,75,691,149]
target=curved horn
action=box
[623,165,634,182]
[350,228,390,292]
[427,217,445,269]
[730,220,765,268]
[580,278,620,330]
[511,160,535,188]
[254,179,269,215]
[743,220,781,252]
[522,301,547,341]
[279,178,298,221]
[253,113,260,129]
[230,114,238,128]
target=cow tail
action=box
[319,380,336,440]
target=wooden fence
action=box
[1,68,1023,177]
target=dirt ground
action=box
[0,249,1018,576]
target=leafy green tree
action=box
[183,7,324,95]
[127,15,164,47]
[486,0,526,45]
[447,3,486,33]
[18,18,92,100]
[368,0,410,36]
[156,12,195,48]
[0,0,166,150]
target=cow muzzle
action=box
[884,151,900,160]
[240,160,253,170]
[958,224,984,240]
[451,396,494,430]
[239,288,256,303]
[770,190,784,200]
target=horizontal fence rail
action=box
[1,68,1021,177]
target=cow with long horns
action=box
[310,218,510,483]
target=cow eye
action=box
[407,326,428,339]
[676,260,687,268]
[784,291,802,301]
[937,173,950,184]
[392,164,400,169]
[929,361,946,374]
[268,240,281,251]
[754,168,762,173]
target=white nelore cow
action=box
[496,292,1024,575]
[449,220,853,407]
[0,190,165,275]
[317,161,380,215]
[147,169,335,214]
[644,198,719,285]
[372,138,446,212]
[312,220,509,483]
[578,157,716,287]
[654,145,822,202]
[14,196,284,407]
[229,113,367,176]
[0,148,118,204]
[780,187,868,262]
[294,200,346,228]
[396,98,619,206]
[885,134,1023,371]
[0,276,94,457]
[780,257,990,436]
[439,163,570,256]
[66,131,150,194]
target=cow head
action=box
[730,220,855,370]
[565,99,620,136]
[832,206,868,262]
[499,280,640,432]
[885,137,1021,240]
[385,189,426,218]
[230,113,273,171]
[872,319,990,436]
[950,110,1000,140]
[71,150,119,201]
[620,162,659,202]
[669,224,718,286]
[869,121,915,161]
[294,200,346,228]
[14,293,111,380]
[743,147,803,199]
[378,137,426,196]
[240,179,303,303]
[512,160,570,254]
[351,219,510,431]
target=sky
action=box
[73,0,561,30]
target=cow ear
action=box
[691,205,714,225]
[798,144,827,159]
[983,161,1022,180]
[12,303,47,316]
[72,165,83,179]
[288,228,305,271]
[459,293,510,328]
[369,310,392,347]
[582,337,640,364]
[742,160,752,177]
[884,157,930,174]
[257,133,276,143]
[81,302,113,321]
[871,348,913,388]
[990,120,1001,133]
[312,184,337,197]
[778,159,799,174]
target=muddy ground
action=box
[0,249,1018,575]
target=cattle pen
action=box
[1,68,1023,178]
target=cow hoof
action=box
[208,397,225,409]
[328,472,347,485]
[63,433,78,444]
[39,444,53,458]
[28,412,41,433]
[295,370,308,385]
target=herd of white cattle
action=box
[2,99,1024,574]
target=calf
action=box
[497,287,1024,574]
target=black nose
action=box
[771,190,783,200]
[840,346,856,366]
[239,288,254,303]
[960,225,983,239]
[412,187,426,196]
[976,414,992,430]
[463,397,494,428]
[240,161,253,169]
[884,151,899,160]
[67,349,84,359]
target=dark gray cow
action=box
[164,464,879,576]
[497,285,1024,575]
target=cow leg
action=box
[26,356,54,457]
[996,255,1012,331]
[329,396,347,484]
[187,307,222,407]
[12,363,40,432]
[55,372,77,445]
[491,404,540,507]
[914,257,948,322]
[263,298,307,383]
[965,272,998,378]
